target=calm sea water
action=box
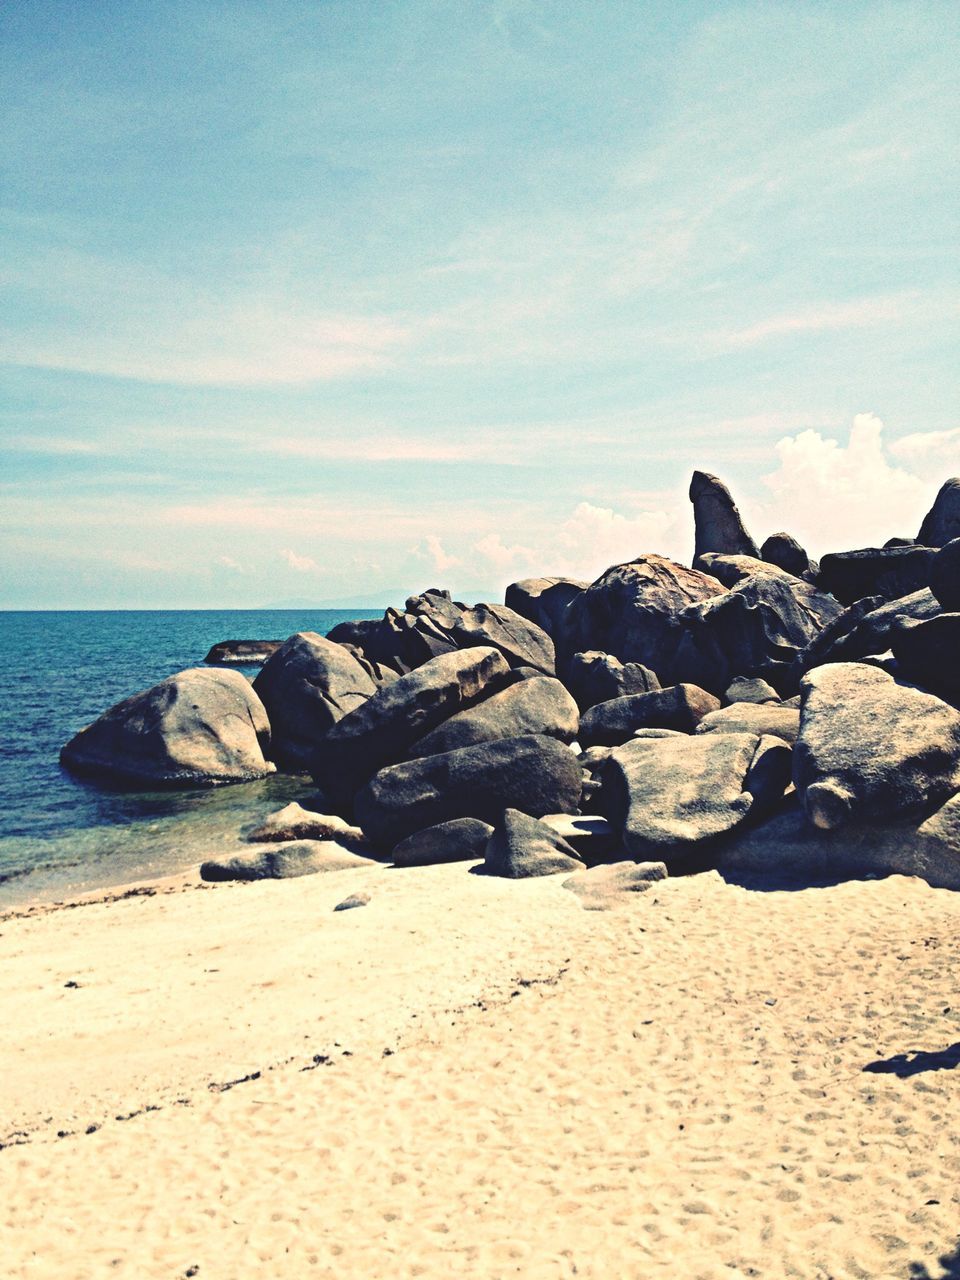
[0,610,382,907]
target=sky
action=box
[1,0,958,608]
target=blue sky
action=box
[2,0,958,607]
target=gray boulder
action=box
[253,632,378,770]
[310,646,510,802]
[406,676,578,759]
[580,684,720,747]
[600,732,792,868]
[930,539,960,611]
[354,734,583,847]
[563,860,668,910]
[505,577,588,637]
[793,663,960,830]
[450,602,556,674]
[204,639,282,665]
[482,809,584,878]
[761,532,812,579]
[537,813,620,861]
[391,818,495,867]
[60,668,274,788]
[724,676,780,704]
[818,546,936,605]
[200,839,376,881]
[696,702,800,745]
[918,478,960,547]
[800,588,941,669]
[565,650,661,711]
[891,614,960,701]
[246,803,366,845]
[689,470,760,564]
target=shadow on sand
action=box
[907,1241,960,1278]
[862,1042,960,1079]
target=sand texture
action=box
[3,862,960,1279]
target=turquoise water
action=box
[0,610,381,907]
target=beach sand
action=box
[2,861,960,1279]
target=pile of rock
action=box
[61,470,960,892]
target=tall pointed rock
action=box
[689,470,760,565]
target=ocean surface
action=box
[0,609,383,908]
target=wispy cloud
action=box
[280,548,319,573]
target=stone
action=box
[504,578,588,637]
[800,589,941,669]
[565,650,661,711]
[563,861,668,910]
[482,809,584,878]
[204,640,282,665]
[556,554,725,682]
[252,632,378,770]
[724,676,780,704]
[537,813,620,861]
[891,614,960,701]
[599,732,792,869]
[334,892,370,911]
[793,663,960,830]
[695,702,800,745]
[579,685,721,747]
[918,478,960,547]
[689,470,760,564]
[310,646,510,802]
[450,603,556,675]
[817,546,936,605]
[354,734,583,848]
[406,676,579,759]
[60,668,275,788]
[761,532,812,579]
[391,818,495,867]
[930,539,960,611]
[245,803,366,845]
[199,840,376,882]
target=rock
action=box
[689,470,760,564]
[60,668,275,788]
[696,702,800,745]
[391,818,495,867]
[556,554,725,681]
[930,539,960,611]
[336,643,401,688]
[891,614,960,701]
[405,676,579,759]
[246,803,366,845]
[918,477,960,547]
[580,685,721,747]
[724,676,780,704]
[505,578,588,637]
[563,861,668,910]
[761,532,812,579]
[719,792,960,891]
[354,734,583,847]
[482,809,584,878]
[565,650,661,711]
[334,892,370,911]
[310,647,511,803]
[204,639,282,665]
[450,603,556,675]
[793,663,960,830]
[200,840,376,881]
[673,571,843,696]
[817,546,936,605]
[600,732,792,869]
[537,813,620,860]
[252,632,378,771]
[800,589,941,669]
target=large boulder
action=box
[565,650,661,711]
[482,809,584,879]
[579,684,720,747]
[200,839,376,882]
[504,578,588,637]
[391,818,494,867]
[761,532,813,579]
[309,646,510,803]
[599,732,792,869]
[689,470,760,564]
[918,478,960,547]
[354,734,583,847]
[930,539,960,611]
[695,701,800,745]
[405,676,578,759]
[817,546,936,605]
[252,632,378,770]
[449,603,556,674]
[800,589,941,669]
[724,676,780,704]
[793,663,960,830]
[60,668,275,788]
[891,614,960,701]
[556,554,725,681]
[246,803,366,845]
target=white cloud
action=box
[280,548,319,573]
[423,534,460,574]
[552,501,682,578]
[473,532,537,576]
[889,427,960,481]
[216,555,244,572]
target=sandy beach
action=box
[3,861,960,1279]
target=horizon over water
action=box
[0,608,383,908]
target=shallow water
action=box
[0,609,380,906]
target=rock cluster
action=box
[62,471,960,892]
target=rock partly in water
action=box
[579,685,721,747]
[695,702,800,745]
[60,668,275,788]
[564,650,661,711]
[252,632,378,770]
[563,860,668,910]
[354,734,583,848]
[391,817,495,867]
[200,840,377,881]
[405,676,579,759]
[482,809,584,879]
[246,803,366,845]
[793,663,960,831]
[689,470,760,564]
[204,640,282,666]
[918,478,960,548]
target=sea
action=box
[0,609,383,908]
